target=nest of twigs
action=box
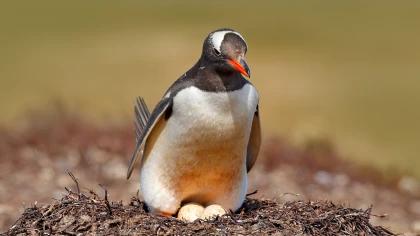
[5,186,394,236]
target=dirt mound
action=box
[5,188,394,236]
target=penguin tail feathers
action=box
[134,97,151,140]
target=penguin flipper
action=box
[246,105,261,172]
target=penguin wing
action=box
[246,105,261,172]
[126,96,173,179]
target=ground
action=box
[6,188,393,235]
[0,111,419,234]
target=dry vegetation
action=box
[6,187,394,235]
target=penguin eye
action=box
[213,48,221,56]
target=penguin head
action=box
[202,28,250,78]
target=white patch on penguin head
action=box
[210,30,247,53]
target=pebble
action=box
[412,220,420,233]
[398,176,419,195]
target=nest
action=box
[5,187,394,236]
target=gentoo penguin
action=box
[127,28,261,221]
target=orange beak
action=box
[228,58,250,78]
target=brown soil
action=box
[0,110,419,234]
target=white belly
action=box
[140,84,259,214]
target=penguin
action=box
[127,28,261,222]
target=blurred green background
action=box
[1,1,419,177]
